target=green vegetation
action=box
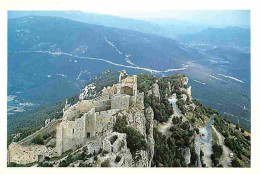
[192,99,251,167]
[38,162,53,167]
[113,116,147,156]
[8,99,67,135]
[7,128,36,147]
[211,143,223,166]
[101,160,110,167]
[59,154,74,167]
[115,156,121,163]
[212,143,223,159]
[153,127,186,167]
[231,157,242,167]
[31,135,44,145]
[8,162,36,167]
[152,116,198,167]
[137,73,177,122]
[87,70,120,99]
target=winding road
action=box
[15,51,187,74]
[199,114,214,167]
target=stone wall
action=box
[18,119,61,146]
[85,108,96,139]
[56,114,88,155]
[102,85,117,97]
[78,100,94,114]
[95,109,118,137]
[111,94,130,110]
[93,99,111,112]
[136,92,144,106]
[63,100,94,121]
[8,142,53,164]
[56,108,118,156]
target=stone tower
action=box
[119,70,127,83]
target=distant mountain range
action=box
[8,11,210,38]
[179,27,250,53]
[8,14,251,130]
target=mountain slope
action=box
[179,27,250,53]
[8,16,202,108]
[8,16,250,131]
[8,11,207,38]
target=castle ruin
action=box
[8,71,147,165]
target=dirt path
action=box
[158,96,180,138]
[212,126,231,167]
[158,114,174,138]
[199,115,214,167]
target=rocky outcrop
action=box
[182,147,191,165]
[180,94,188,102]
[151,83,160,101]
[187,86,192,100]
[185,103,196,112]
[145,107,155,166]
[183,77,189,86]
[119,70,128,82]
[101,132,133,167]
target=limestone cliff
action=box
[7,72,251,168]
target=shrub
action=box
[101,160,110,167]
[43,134,49,140]
[8,162,22,167]
[44,156,50,161]
[232,158,242,167]
[101,150,109,156]
[86,153,93,158]
[115,156,121,163]
[31,135,44,145]
[79,163,91,167]
[75,152,86,161]
[113,116,147,156]
[172,117,180,125]
[195,128,200,134]
[125,127,147,155]
[173,159,181,167]
[190,147,198,165]
[38,162,53,167]
[212,143,223,159]
[59,155,74,167]
[110,135,118,144]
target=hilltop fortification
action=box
[8,71,154,167]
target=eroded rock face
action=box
[45,118,51,126]
[102,132,133,167]
[187,86,192,100]
[118,106,154,167]
[185,103,196,112]
[145,107,155,167]
[182,77,189,86]
[182,147,191,165]
[152,83,160,101]
[181,94,188,102]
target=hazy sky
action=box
[100,10,250,28]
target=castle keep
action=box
[8,71,147,165]
[56,73,141,155]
